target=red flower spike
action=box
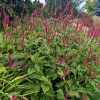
[86,29,91,38]
[38,0,40,4]
[67,34,71,41]
[33,10,38,19]
[20,11,23,17]
[59,12,63,20]
[21,97,24,100]
[82,12,85,18]
[83,93,87,100]
[78,24,83,32]
[98,84,100,88]
[64,93,69,100]
[90,47,92,53]
[62,67,68,78]
[76,22,79,32]
[38,51,40,55]
[88,68,92,73]
[30,21,34,33]
[92,54,97,61]
[12,95,16,100]
[8,53,12,61]
[87,19,91,27]
[87,52,90,58]
[21,36,25,50]
[54,55,58,65]
[23,4,26,9]
[10,62,21,69]
[14,38,17,49]
[84,60,87,67]
[10,0,13,6]
[87,46,92,58]
[3,13,9,29]
[60,54,66,64]
[57,4,62,10]
[47,36,51,44]
[65,1,70,12]
[69,9,73,16]
[66,14,71,21]
[90,72,95,78]
[27,52,31,55]
[78,36,81,43]
[45,21,49,34]
[61,35,66,47]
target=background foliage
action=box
[95,0,100,16]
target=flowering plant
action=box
[0,2,100,100]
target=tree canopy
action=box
[0,0,43,18]
[45,0,84,16]
[85,0,96,16]
[95,0,100,16]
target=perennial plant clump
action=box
[0,1,100,100]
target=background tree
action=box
[0,0,25,18]
[85,0,96,16]
[24,0,33,15]
[45,0,84,16]
[32,0,43,10]
[95,0,100,16]
[0,0,43,17]
[0,0,44,31]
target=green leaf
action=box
[22,89,38,96]
[22,82,40,96]
[57,89,64,100]
[30,55,34,61]
[86,96,90,100]
[41,83,50,94]
[0,90,4,95]
[77,87,85,93]
[45,88,54,98]
[28,73,41,79]
[70,67,77,79]
[31,95,39,100]
[35,64,43,75]
[57,70,63,76]
[0,63,6,74]
[67,80,72,88]
[68,91,80,98]
[33,53,41,64]
[28,67,36,75]
[39,76,52,94]
[42,40,51,54]
[39,76,52,86]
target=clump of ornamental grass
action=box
[0,1,100,100]
[92,15,100,26]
